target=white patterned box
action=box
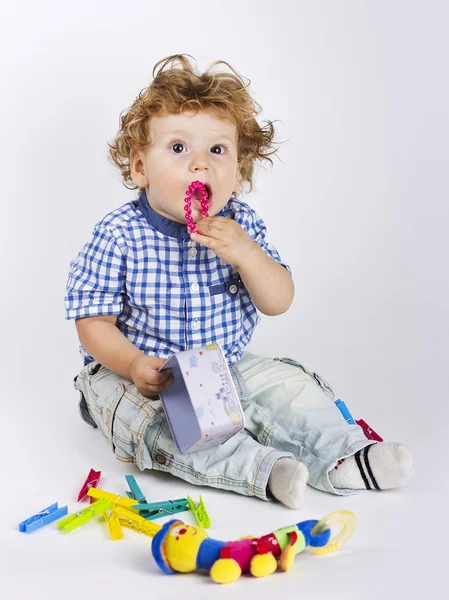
[158,344,245,454]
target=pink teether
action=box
[184,181,209,234]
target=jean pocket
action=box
[77,390,98,428]
[101,382,158,468]
[74,367,99,428]
[274,356,336,399]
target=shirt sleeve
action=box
[235,203,292,276]
[64,225,126,320]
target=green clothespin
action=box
[125,475,152,519]
[187,495,210,528]
[125,475,146,503]
[131,498,189,520]
[57,498,112,533]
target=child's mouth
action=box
[192,184,212,209]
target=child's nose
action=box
[192,164,209,172]
[190,153,209,171]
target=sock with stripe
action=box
[329,442,414,491]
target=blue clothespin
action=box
[335,399,356,425]
[19,502,68,533]
[125,475,152,519]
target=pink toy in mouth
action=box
[184,181,209,234]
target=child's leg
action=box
[73,361,296,502]
[230,353,414,496]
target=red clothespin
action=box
[77,468,101,503]
[356,419,383,442]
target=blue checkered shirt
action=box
[65,191,291,365]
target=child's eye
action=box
[169,143,226,155]
[171,143,186,154]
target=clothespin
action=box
[125,475,152,519]
[125,475,146,503]
[57,498,111,533]
[103,507,124,541]
[130,498,189,520]
[77,468,101,503]
[114,505,161,537]
[187,495,211,528]
[19,502,68,533]
[356,419,383,442]
[335,399,356,425]
[87,487,139,510]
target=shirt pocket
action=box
[209,272,243,300]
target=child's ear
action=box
[130,150,149,187]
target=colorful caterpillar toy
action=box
[152,510,356,584]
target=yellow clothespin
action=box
[103,507,124,541]
[114,505,162,537]
[87,487,139,510]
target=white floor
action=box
[3,1,448,597]
[1,367,444,600]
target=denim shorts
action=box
[73,351,373,500]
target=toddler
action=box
[65,54,413,508]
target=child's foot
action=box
[268,458,309,508]
[329,442,414,490]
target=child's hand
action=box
[130,354,174,399]
[190,217,258,267]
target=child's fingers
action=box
[144,365,170,380]
[158,374,175,391]
[144,368,173,388]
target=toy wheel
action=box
[310,510,356,554]
[210,558,242,584]
[279,545,295,571]
[250,553,277,578]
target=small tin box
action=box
[158,343,245,454]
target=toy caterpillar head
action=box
[151,511,356,584]
[153,521,208,573]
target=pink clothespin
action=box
[77,468,101,503]
[356,419,383,442]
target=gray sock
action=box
[268,458,309,508]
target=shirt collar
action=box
[137,189,230,241]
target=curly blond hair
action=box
[107,54,280,197]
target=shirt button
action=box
[188,248,197,258]
[191,320,200,330]
[191,282,200,292]
[229,284,238,294]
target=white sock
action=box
[329,442,414,490]
[268,458,309,508]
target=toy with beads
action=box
[184,180,209,233]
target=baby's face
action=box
[134,110,240,224]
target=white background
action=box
[1,1,447,598]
